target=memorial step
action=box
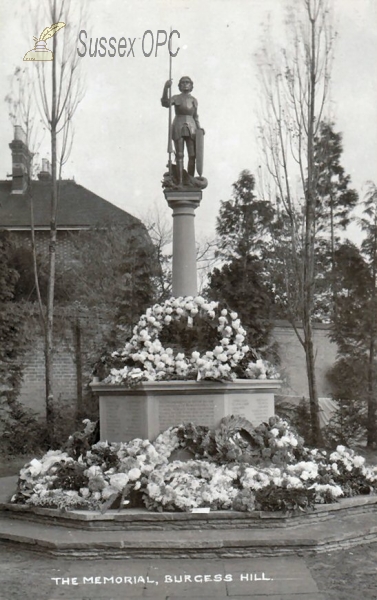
[0,504,376,559]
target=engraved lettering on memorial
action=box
[230,395,272,425]
[159,398,215,430]
[253,398,271,422]
[231,398,250,417]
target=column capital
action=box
[164,190,202,212]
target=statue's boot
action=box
[188,157,195,177]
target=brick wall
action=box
[10,230,80,264]
[18,333,76,414]
[18,310,112,417]
[17,317,338,418]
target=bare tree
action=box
[196,236,218,293]
[142,204,173,302]
[5,68,46,321]
[32,0,85,435]
[257,0,335,445]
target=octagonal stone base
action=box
[90,379,281,443]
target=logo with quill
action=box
[24,22,66,61]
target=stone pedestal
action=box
[91,379,280,443]
[164,190,202,297]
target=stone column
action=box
[164,190,202,297]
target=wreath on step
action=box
[175,416,278,464]
[214,415,264,462]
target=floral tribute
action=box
[105,296,278,385]
[11,417,377,514]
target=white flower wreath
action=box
[107,296,250,384]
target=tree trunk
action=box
[74,318,83,420]
[304,324,322,445]
[367,336,376,447]
[302,9,322,447]
[330,198,338,320]
[45,24,58,442]
[367,224,377,447]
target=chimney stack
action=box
[9,126,33,194]
[38,158,52,181]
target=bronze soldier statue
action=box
[161,76,204,186]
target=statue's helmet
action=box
[178,76,194,91]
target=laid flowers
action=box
[11,417,377,514]
[105,296,278,385]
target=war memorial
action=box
[0,68,377,598]
[91,74,280,443]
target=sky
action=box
[0,0,376,241]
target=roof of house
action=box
[0,179,141,230]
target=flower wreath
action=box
[107,296,251,385]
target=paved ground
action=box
[0,546,326,600]
[0,476,376,599]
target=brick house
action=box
[0,126,146,261]
[0,126,152,422]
